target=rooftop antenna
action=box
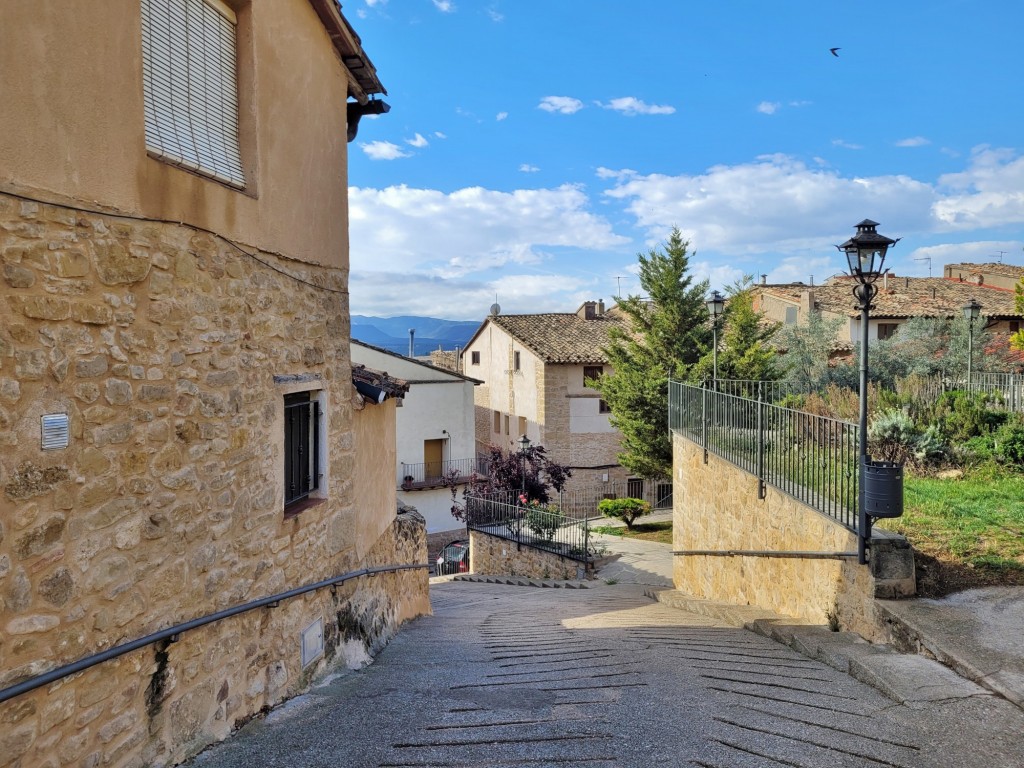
[995,251,1007,263]
[914,255,932,277]
[809,275,814,286]
[489,293,501,316]
[614,276,626,297]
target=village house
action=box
[460,301,671,507]
[0,2,428,766]
[351,340,482,553]
[753,269,1022,348]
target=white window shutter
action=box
[141,0,245,188]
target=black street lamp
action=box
[836,219,901,565]
[963,298,982,390]
[518,434,531,496]
[705,290,726,386]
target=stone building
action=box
[0,2,428,766]
[461,301,644,493]
[754,271,1022,346]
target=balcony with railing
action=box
[400,457,490,490]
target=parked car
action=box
[435,539,469,575]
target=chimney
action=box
[408,328,415,357]
[809,275,814,287]
[883,272,888,291]
[578,301,597,319]
[597,299,605,315]
[800,289,816,316]
[761,274,767,285]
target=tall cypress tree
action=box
[594,228,710,478]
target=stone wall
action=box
[469,531,587,581]
[0,194,428,767]
[673,433,914,639]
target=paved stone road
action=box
[188,582,1024,768]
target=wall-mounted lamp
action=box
[347,99,391,142]
[354,380,388,404]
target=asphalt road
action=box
[187,581,1024,768]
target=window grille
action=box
[141,0,246,187]
[284,392,320,507]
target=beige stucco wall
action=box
[0,0,350,268]
[673,433,913,639]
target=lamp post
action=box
[517,434,531,496]
[705,290,726,387]
[963,298,982,391]
[836,219,900,565]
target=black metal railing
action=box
[465,493,596,562]
[554,480,673,520]
[708,378,808,402]
[400,457,490,488]
[669,380,860,531]
[0,562,427,705]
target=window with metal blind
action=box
[284,391,320,508]
[141,0,246,187]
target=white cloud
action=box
[349,183,629,278]
[365,0,387,6]
[595,167,638,181]
[432,0,455,12]
[496,111,508,121]
[896,136,930,148]
[832,139,863,150]
[519,164,540,173]
[597,97,675,116]
[487,7,504,22]
[933,148,1024,230]
[903,241,1024,276]
[538,96,584,114]
[360,141,411,160]
[405,133,429,148]
[434,131,447,139]
[604,154,936,255]
[756,101,780,115]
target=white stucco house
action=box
[351,340,482,545]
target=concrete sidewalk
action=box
[587,520,1024,714]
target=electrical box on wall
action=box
[300,618,324,668]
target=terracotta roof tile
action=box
[489,312,629,364]
[761,276,1021,319]
[945,262,1024,280]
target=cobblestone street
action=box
[187,581,1024,768]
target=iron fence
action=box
[465,493,597,562]
[555,480,673,520]
[669,381,860,531]
[709,378,808,402]
[401,457,489,487]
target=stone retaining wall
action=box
[469,531,587,581]
[673,433,914,639]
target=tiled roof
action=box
[761,276,1020,319]
[488,312,630,364]
[945,262,1024,280]
[352,364,409,398]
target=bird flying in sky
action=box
[830,47,841,56]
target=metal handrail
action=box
[0,562,427,705]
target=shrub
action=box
[913,424,947,467]
[994,415,1024,466]
[868,409,917,465]
[928,391,1008,443]
[523,503,559,541]
[597,497,651,530]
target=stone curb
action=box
[452,575,590,589]
[647,589,992,706]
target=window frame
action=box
[470,351,481,365]
[513,351,521,371]
[583,365,603,387]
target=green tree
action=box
[691,277,779,382]
[594,228,710,478]
[777,310,845,392]
[1013,278,1024,352]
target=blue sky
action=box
[346,0,1024,320]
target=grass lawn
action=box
[590,521,673,545]
[877,466,1024,597]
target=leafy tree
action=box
[442,444,571,521]
[1013,278,1024,352]
[776,311,845,392]
[691,276,779,382]
[597,497,651,530]
[593,228,710,478]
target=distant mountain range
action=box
[351,315,481,356]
